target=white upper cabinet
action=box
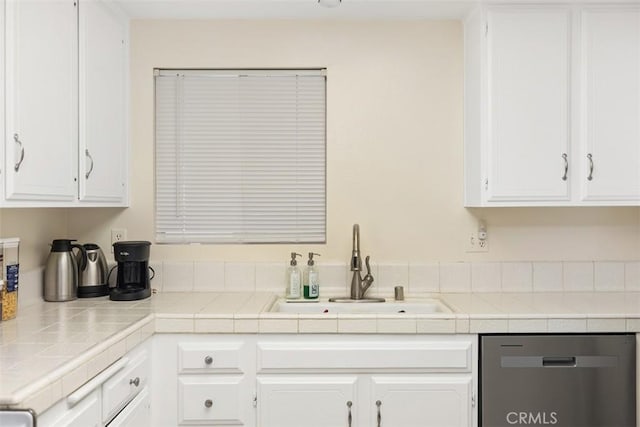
[579,7,640,202]
[486,7,571,203]
[465,4,640,207]
[5,0,78,202]
[79,0,128,204]
[2,0,128,207]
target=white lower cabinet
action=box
[107,387,151,427]
[256,375,471,427]
[102,346,150,424]
[39,388,102,427]
[38,340,151,427]
[152,334,477,427]
[256,376,358,427]
[152,336,254,426]
[371,376,472,427]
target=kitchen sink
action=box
[270,298,452,314]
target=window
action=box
[154,69,326,244]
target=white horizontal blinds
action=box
[155,70,326,244]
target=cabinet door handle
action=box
[67,357,129,407]
[14,134,24,172]
[204,355,213,365]
[561,153,568,181]
[587,153,594,181]
[85,149,94,179]
[347,401,352,427]
[129,377,140,387]
[376,400,382,427]
[204,399,213,408]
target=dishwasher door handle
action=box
[543,356,576,367]
[501,355,618,368]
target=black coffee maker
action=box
[110,241,152,301]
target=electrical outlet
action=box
[465,225,489,253]
[111,228,127,251]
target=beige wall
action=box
[1,209,68,270]
[65,19,640,264]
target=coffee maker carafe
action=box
[110,241,152,301]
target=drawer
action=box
[178,376,248,425]
[102,349,149,423]
[257,340,472,372]
[106,387,151,427]
[178,342,245,374]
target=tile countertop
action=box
[2,291,640,413]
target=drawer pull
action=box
[129,377,140,387]
[204,399,213,408]
[347,401,352,427]
[376,400,382,427]
[204,355,213,365]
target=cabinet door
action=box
[486,7,571,202]
[102,349,149,423]
[107,387,151,427]
[39,389,102,427]
[371,376,472,427]
[79,0,128,204]
[257,376,357,427]
[580,7,640,203]
[5,0,78,202]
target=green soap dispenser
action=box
[303,252,321,299]
[286,252,302,300]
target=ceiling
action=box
[113,0,480,20]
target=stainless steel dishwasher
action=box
[480,334,636,427]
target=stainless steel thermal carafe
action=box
[43,239,86,302]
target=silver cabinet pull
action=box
[204,355,213,365]
[561,153,568,181]
[376,400,382,427]
[85,149,94,179]
[204,399,213,408]
[13,134,24,172]
[347,401,352,427]
[129,377,140,387]
[587,153,594,181]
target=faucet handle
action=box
[362,255,374,294]
[364,256,372,277]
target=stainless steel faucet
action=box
[349,224,374,299]
[330,224,384,303]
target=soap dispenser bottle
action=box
[303,252,321,299]
[286,252,302,300]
